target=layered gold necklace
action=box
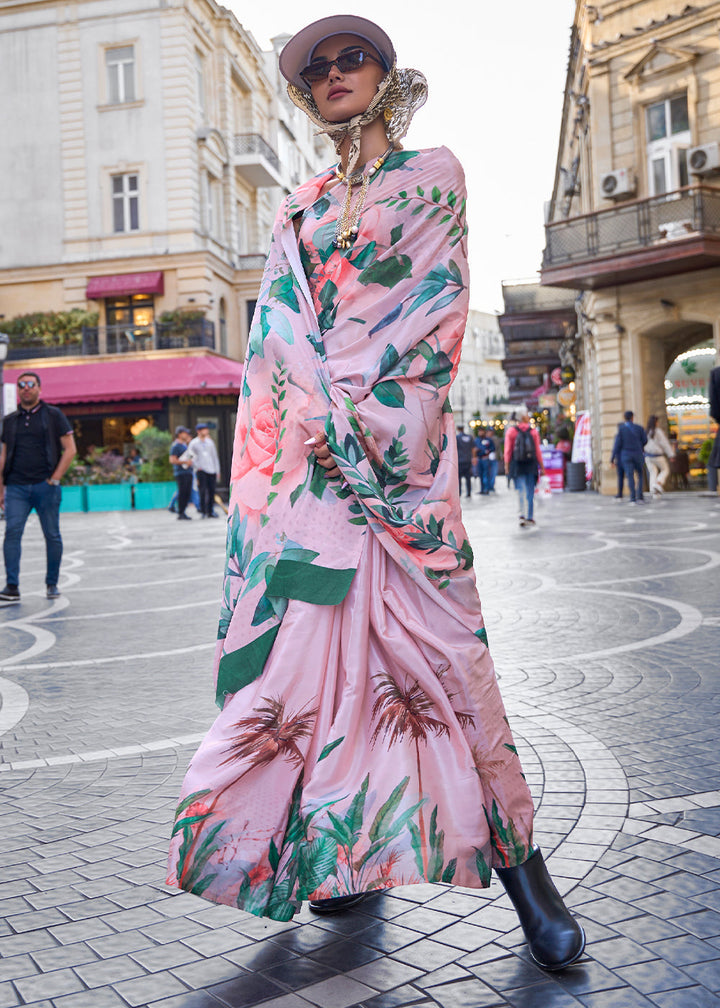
[333,143,394,250]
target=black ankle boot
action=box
[308,893,368,914]
[496,848,585,971]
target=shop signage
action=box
[178,394,237,406]
[560,365,576,384]
[557,385,576,407]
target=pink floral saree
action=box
[167,147,534,920]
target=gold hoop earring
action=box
[383,107,393,124]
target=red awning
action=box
[5,353,244,404]
[86,271,164,299]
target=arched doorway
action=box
[638,319,717,488]
[665,341,718,486]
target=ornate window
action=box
[646,95,690,195]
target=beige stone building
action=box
[0,0,326,473]
[541,0,720,491]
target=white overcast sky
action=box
[229,1,576,315]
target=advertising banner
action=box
[571,410,593,479]
[541,446,565,492]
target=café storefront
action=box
[6,349,244,487]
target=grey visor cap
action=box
[279,15,395,92]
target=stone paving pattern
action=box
[1,486,720,1007]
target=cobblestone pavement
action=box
[1,486,720,1008]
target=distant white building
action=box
[267,34,333,195]
[454,310,509,428]
[0,0,327,358]
[0,0,327,475]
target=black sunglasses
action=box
[300,48,384,87]
[17,380,38,389]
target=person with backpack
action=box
[504,414,545,527]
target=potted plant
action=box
[85,448,133,511]
[133,427,175,509]
[60,456,88,512]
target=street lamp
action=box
[0,332,9,429]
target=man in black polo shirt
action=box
[0,371,76,602]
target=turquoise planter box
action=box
[134,481,175,510]
[86,484,133,512]
[59,485,87,513]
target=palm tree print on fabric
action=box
[220,696,317,769]
[172,696,318,897]
[370,670,455,880]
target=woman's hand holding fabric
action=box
[310,432,341,478]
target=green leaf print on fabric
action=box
[245,774,340,917]
[313,774,424,895]
[359,254,413,289]
[379,180,468,248]
[369,304,403,337]
[317,737,345,762]
[248,305,294,359]
[173,790,227,898]
[373,380,405,408]
[317,279,339,331]
[475,848,492,885]
[269,274,300,314]
[347,240,377,270]
[215,624,281,706]
[485,800,531,868]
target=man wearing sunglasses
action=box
[0,372,76,602]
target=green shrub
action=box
[3,309,99,346]
[698,438,714,468]
[135,427,173,482]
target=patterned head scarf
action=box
[288,67,427,178]
[282,17,428,179]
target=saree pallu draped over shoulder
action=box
[167,147,534,920]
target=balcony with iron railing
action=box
[541,185,720,290]
[7,319,215,361]
[232,132,282,188]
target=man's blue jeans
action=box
[3,481,63,587]
[479,458,491,493]
[621,454,644,502]
[515,471,536,520]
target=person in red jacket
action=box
[504,414,545,527]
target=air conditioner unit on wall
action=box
[688,142,720,176]
[600,168,636,199]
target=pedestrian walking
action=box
[169,426,194,520]
[474,426,496,494]
[611,410,647,504]
[0,371,76,601]
[187,423,220,518]
[504,414,545,527]
[611,422,625,500]
[456,424,473,498]
[167,15,584,974]
[644,415,673,497]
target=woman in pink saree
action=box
[167,15,584,972]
